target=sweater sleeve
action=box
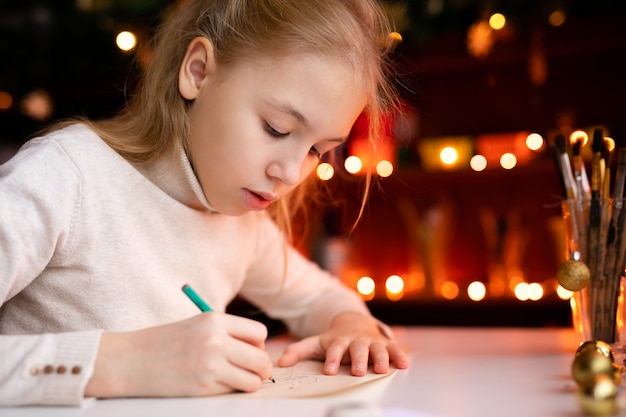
[0,134,102,406]
[0,137,82,299]
[0,330,102,406]
[239,214,373,339]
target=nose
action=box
[266,155,305,187]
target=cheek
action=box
[299,159,320,181]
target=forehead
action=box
[218,53,368,128]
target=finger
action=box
[369,342,390,374]
[387,343,410,369]
[224,315,269,347]
[323,339,350,375]
[215,359,267,393]
[277,337,323,367]
[225,337,273,381]
[348,340,370,376]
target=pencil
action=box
[181,284,213,312]
[180,284,275,383]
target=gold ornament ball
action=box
[611,363,622,385]
[572,350,615,387]
[557,259,591,291]
[577,374,618,416]
[576,340,615,363]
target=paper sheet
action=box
[235,355,397,398]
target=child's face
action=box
[185,53,366,215]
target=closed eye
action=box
[309,147,322,159]
[264,121,288,138]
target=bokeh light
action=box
[440,281,459,300]
[385,275,405,294]
[467,281,486,301]
[525,133,544,151]
[500,153,517,169]
[344,155,363,174]
[440,146,459,165]
[549,10,566,27]
[376,160,394,177]
[116,30,137,52]
[356,276,375,297]
[489,13,506,30]
[470,154,487,171]
[0,91,13,110]
[316,162,334,180]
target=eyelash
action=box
[264,121,322,159]
[309,147,322,159]
[264,122,288,138]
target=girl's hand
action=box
[85,313,273,398]
[276,312,409,376]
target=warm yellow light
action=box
[344,155,363,174]
[116,30,137,52]
[385,275,405,294]
[514,283,528,300]
[500,153,517,169]
[528,283,544,301]
[389,32,403,42]
[467,281,486,301]
[0,91,12,110]
[21,90,53,121]
[556,285,574,300]
[441,281,459,300]
[316,163,334,180]
[489,13,506,30]
[570,130,588,146]
[515,282,543,301]
[470,154,487,171]
[376,160,394,177]
[605,137,616,152]
[526,133,544,151]
[356,276,376,296]
[548,10,566,27]
[440,146,459,165]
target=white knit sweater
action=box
[0,124,371,406]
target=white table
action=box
[2,327,596,417]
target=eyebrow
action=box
[271,101,310,128]
[269,100,348,144]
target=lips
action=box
[243,189,276,211]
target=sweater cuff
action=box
[39,330,103,405]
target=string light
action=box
[344,155,363,174]
[316,162,334,180]
[376,160,394,177]
[525,133,544,151]
[489,13,506,30]
[116,30,137,52]
[470,154,487,171]
[500,153,517,169]
[467,281,486,301]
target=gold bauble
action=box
[611,363,622,385]
[577,374,618,416]
[572,350,615,387]
[557,259,591,291]
[576,340,615,363]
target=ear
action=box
[178,37,217,100]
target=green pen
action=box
[181,283,275,383]
[181,284,213,312]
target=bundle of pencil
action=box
[551,128,626,343]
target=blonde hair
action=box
[84,0,397,240]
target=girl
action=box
[0,0,409,406]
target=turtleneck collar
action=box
[133,142,217,213]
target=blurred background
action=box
[1,0,625,328]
